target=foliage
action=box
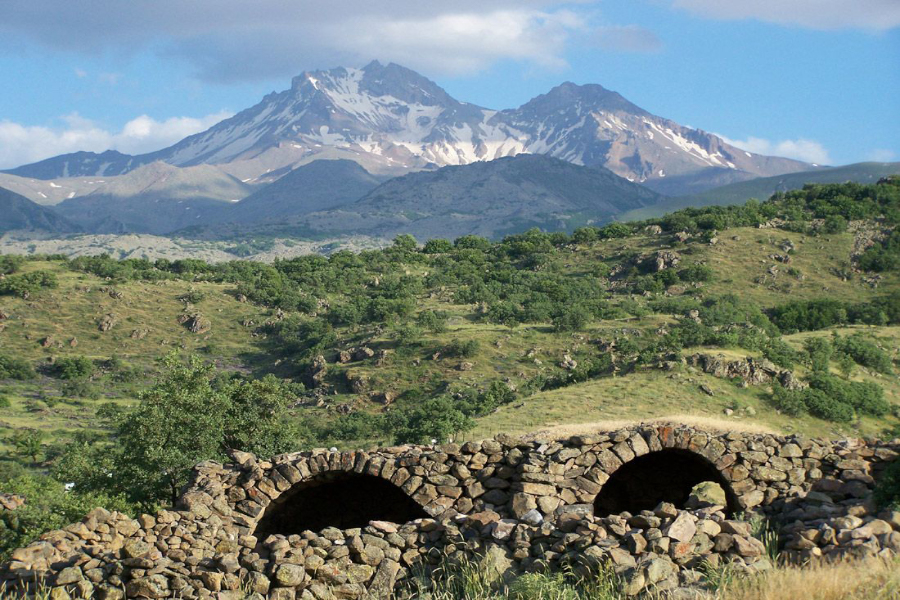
[0,466,133,562]
[0,355,35,380]
[443,339,481,359]
[53,356,95,380]
[833,334,894,374]
[874,459,900,509]
[0,271,58,298]
[0,255,25,275]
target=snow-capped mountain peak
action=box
[6,62,814,193]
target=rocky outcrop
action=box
[178,313,211,334]
[688,354,805,389]
[97,313,117,332]
[2,426,897,599]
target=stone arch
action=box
[592,448,740,517]
[254,470,430,538]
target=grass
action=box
[396,552,900,600]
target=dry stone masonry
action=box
[3,424,899,599]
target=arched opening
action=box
[254,471,430,538]
[592,449,739,517]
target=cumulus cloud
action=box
[0,1,596,81]
[592,25,663,53]
[672,0,900,31]
[718,134,832,165]
[0,112,231,169]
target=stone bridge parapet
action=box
[3,425,899,599]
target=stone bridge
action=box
[3,425,899,599]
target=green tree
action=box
[115,353,229,505]
[221,375,304,458]
[10,429,44,463]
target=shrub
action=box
[763,339,800,369]
[0,355,35,380]
[0,255,25,275]
[552,305,591,332]
[803,337,833,372]
[0,271,58,298]
[416,310,449,333]
[769,387,807,416]
[422,239,453,254]
[0,396,9,409]
[54,356,95,380]
[874,459,900,509]
[802,388,854,422]
[443,339,480,358]
[834,334,893,374]
[678,264,714,283]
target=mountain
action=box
[296,154,663,240]
[0,173,111,206]
[618,162,900,221]
[53,162,253,235]
[0,187,79,233]
[3,150,145,180]
[220,159,384,224]
[5,62,813,195]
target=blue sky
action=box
[0,0,897,169]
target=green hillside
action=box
[620,162,900,221]
[0,178,898,549]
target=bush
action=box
[0,255,25,275]
[769,387,807,416]
[422,239,453,254]
[0,396,9,409]
[54,356,95,380]
[552,305,591,332]
[443,339,480,358]
[678,264,714,283]
[803,388,854,422]
[0,355,35,380]
[834,334,893,374]
[874,459,900,509]
[416,310,449,333]
[763,338,800,369]
[0,271,58,298]
[804,337,833,372]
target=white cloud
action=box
[672,0,900,31]
[0,111,231,169]
[0,1,596,81]
[718,134,832,165]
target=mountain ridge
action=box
[3,61,813,195]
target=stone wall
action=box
[3,425,899,599]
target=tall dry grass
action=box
[718,557,900,600]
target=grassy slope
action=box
[0,220,898,455]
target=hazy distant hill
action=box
[299,154,663,240]
[220,159,385,224]
[54,162,253,235]
[0,187,79,233]
[619,162,900,221]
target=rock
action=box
[560,355,578,370]
[645,225,663,235]
[40,336,54,348]
[55,566,84,585]
[123,538,151,559]
[699,384,714,396]
[353,347,375,361]
[98,314,117,332]
[274,564,306,587]
[0,309,8,320]
[732,535,765,557]
[130,328,149,339]
[458,362,474,371]
[653,250,681,272]
[125,575,169,598]
[665,513,697,543]
[179,313,211,334]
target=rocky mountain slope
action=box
[52,162,253,234]
[0,187,79,233]
[3,62,813,195]
[217,159,385,224]
[298,154,663,239]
